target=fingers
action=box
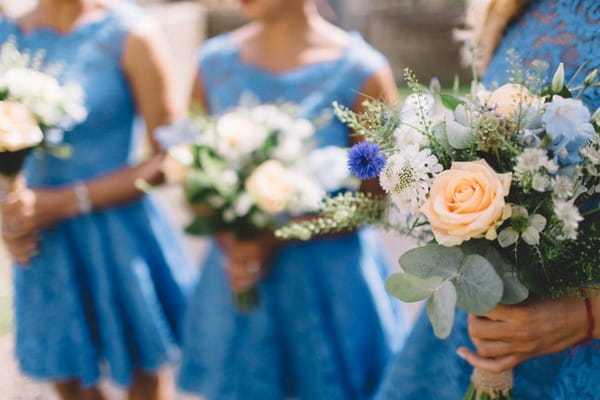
[456,347,522,373]
[4,233,39,265]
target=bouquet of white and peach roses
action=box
[157,102,354,311]
[278,54,600,399]
[0,39,87,196]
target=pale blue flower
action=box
[542,95,595,165]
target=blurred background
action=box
[0,0,467,398]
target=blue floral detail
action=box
[347,142,386,180]
[542,96,595,165]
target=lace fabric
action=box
[0,3,193,387]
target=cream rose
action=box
[485,83,538,115]
[421,159,512,247]
[246,160,294,214]
[0,101,43,152]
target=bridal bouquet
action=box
[0,39,87,195]
[278,55,600,399]
[158,103,353,311]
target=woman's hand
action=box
[217,232,280,292]
[1,187,77,264]
[458,297,590,373]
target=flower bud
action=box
[551,63,565,93]
[584,69,598,87]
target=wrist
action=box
[63,182,93,218]
[592,295,600,340]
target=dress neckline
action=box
[6,6,117,39]
[227,31,360,78]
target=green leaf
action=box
[460,240,528,304]
[500,270,529,304]
[185,214,222,237]
[399,243,463,279]
[455,254,503,314]
[386,273,444,302]
[440,93,465,111]
[426,280,457,339]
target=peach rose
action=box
[0,101,43,151]
[421,159,512,247]
[246,160,294,214]
[486,83,538,115]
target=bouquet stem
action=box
[233,287,260,312]
[464,368,513,400]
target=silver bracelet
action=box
[74,182,92,214]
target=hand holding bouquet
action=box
[0,39,87,198]
[158,102,354,311]
[278,54,600,399]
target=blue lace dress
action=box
[0,3,193,388]
[177,33,408,399]
[375,1,600,399]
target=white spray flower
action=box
[379,146,443,215]
[553,200,583,240]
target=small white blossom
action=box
[553,200,583,240]
[552,175,576,200]
[233,192,254,217]
[514,148,558,191]
[498,206,546,247]
[379,146,443,215]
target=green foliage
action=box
[514,211,600,297]
[333,101,398,154]
[275,192,387,240]
[389,241,525,339]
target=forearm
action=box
[592,293,600,339]
[60,153,166,218]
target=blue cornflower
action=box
[347,142,386,180]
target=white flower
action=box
[207,195,225,208]
[401,93,435,119]
[233,192,254,217]
[287,172,325,215]
[393,117,427,148]
[272,135,304,162]
[221,169,239,188]
[162,145,193,184]
[552,175,576,200]
[250,211,270,228]
[0,101,43,151]
[288,119,314,139]
[302,146,352,192]
[246,160,294,213]
[553,200,583,240]
[514,148,558,191]
[498,206,546,247]
[379,146,443,215]
[223,208,236,223]
[215,111,269,160]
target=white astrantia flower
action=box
[553,200,583,240]
[514,148,558,191]
[498,206,547,247]
[379,146,443,215]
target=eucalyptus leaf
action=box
[426,280,457,339]
[500,270,529,304]
[399,243,463,279]
[455,254,503,314]
[386,273,444,302]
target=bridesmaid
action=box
[376,1,600,399]
[177,0,407,398]
[0,0,193,399]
